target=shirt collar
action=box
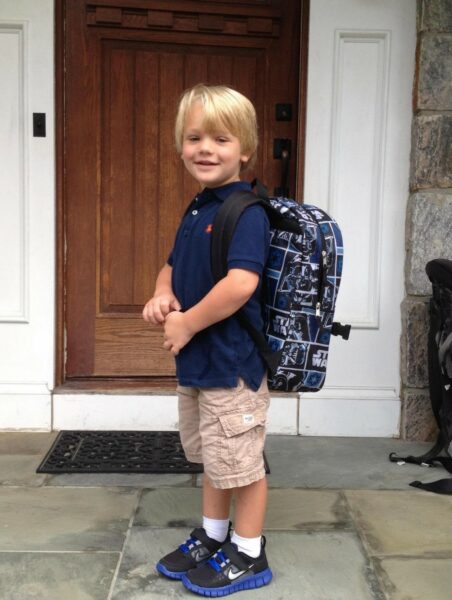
[198,180,252,203]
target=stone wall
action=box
[401,0,452,439]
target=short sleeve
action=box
[227,205,270,275]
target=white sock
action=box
[202,516,230,543]
[231,532,262,558]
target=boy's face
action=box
[181,102,249,188]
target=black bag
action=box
[389,259,452,494]
[211,180,350,392]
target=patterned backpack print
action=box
[263,197,345,391]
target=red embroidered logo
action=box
[205,224,213,234]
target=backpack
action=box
[211,180,351,393]
[389,258,452,494]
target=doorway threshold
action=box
[54,378,177,395]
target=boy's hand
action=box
[163,311,194,356]
[142,294,181,325]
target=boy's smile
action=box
[181,102,249,188]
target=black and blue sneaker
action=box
[181,536,272,596]
[156,524,232,580]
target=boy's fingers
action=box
[171,298,182,311]
[143,303,165,326]
[160,299,171,316]
[171,346,179,356]
[142,304,151,322]
[145,305,157,325]
[143,297,180,323]
[142,301,155,322]
[153,304,165,323]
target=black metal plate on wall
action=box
[33,113,46,137]
[36,431,270,475]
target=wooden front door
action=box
[60,0,306,387]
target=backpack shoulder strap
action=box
[211,190,263,282]
[211,188,281,373]
[410,477,452,495]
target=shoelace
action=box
[179,536,200,554]
[208,549,229,572]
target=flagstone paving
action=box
[0,486,139,551]
[376,558,452,600]
[0,552,118,600]
[0,432,451,599]
[111,528,380,600]
[345,489,452,556]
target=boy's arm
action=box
[164,204,269,355]
[142,263,181,325]
[163,268,258,355]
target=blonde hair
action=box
[175,84,258,171]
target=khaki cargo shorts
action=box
[177,376,270,489]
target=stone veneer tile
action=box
[419,0,452,32]
[400,299,429,388]
[405,191,452,295]
[345,490,452,556]
[410,116,452,190]
[418,34,452,110]
[0,552,118,600]
[401,389,438,442]
[377,557,452,600]
[0,486,138,551]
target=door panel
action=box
[63,0,303,382]
[302,0,416,424]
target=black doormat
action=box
[36,430,270,475]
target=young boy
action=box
[142,84,272,596]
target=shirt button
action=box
[192,209,198,215]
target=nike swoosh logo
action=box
[226,564,254,581]
[192,548,210,562]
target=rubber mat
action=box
[36,430,270,475]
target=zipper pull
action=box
[316,302,321,318]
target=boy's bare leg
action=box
[203,474,233,519]
[203,475,267,536]
[233,476,267,538]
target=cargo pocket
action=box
[216,410,267,473]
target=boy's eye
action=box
[216,137,229,143]
[187,135,200,142]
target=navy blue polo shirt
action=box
[167,180,270,391]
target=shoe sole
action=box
[181,568,273,597]
[156,561,186,580]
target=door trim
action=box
[55,0,65,388]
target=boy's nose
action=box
[199,137,213,153]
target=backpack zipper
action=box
[316,248,328,319]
